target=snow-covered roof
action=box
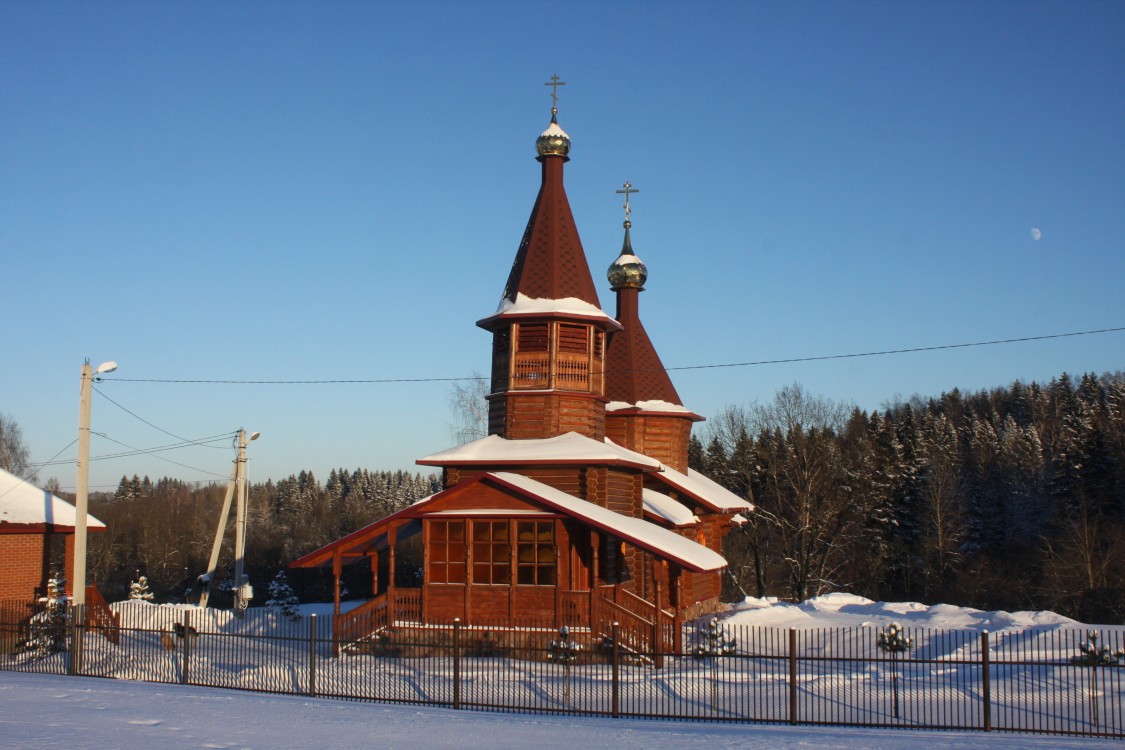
[606,399,695,414]
[642,489,698,527]
[419,433,662,470]
[488,472,725,572]
[0,467,106,530]
[652,465,754,513]
[539,121,570,140]
[481,293,619,326]
[293,470,726,573]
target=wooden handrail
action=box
[84,585,120,645]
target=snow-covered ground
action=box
[2,594,1122,746]
[0,671,1117,750]
[720,592,1081,632]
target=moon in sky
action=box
[1031,228,1042,241]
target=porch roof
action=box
[290,471,727,574]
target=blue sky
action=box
[3,1,1122,491]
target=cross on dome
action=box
[544,74,567,112]
[616,181,639,227]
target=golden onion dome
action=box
[607,221,648,290]
[536,108,571,158]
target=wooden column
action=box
[508,519,516,627]
[553,518,564,628]
[464,521,472,624]
[370,550,379,597]
[387,523,398,623]
[671,565,683,654]
[332,551,342,618]
[589,530,600,624]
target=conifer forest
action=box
[53,370,1125,624]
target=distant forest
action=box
[694,372,1124,623]
[75,370,1123,623]
[85,469,441,605]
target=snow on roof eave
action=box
[476,293,623,331]
[0,467,106,529]
[418,433,662,471]
[642,489,699,528]
[605,400,705,421]
[488,472,726,573]
[647,463,754,513]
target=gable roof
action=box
[418,432,753,514]
[418,432,662,470]
[0,467,106,531]
[487,472,725,572]
[291,471,726,573]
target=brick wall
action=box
[0,533,52,604]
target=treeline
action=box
[87,469,440,603]
[693,372,1125,623]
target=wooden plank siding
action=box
[604,413,694,473]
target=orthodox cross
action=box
[616,181,639,223]
[544,74,567,109]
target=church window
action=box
[516,521,555,585]
[429,520,466,584]
[472,520,511,585]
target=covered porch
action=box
[289,472,726,657]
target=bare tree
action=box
[703,385,859,602]
[448,372,490,444]
[0,413,37,482]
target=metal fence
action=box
[1,601,1122,738]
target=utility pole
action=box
[198,429,258,614]
[73,359,116,606]
[232,429,256,615]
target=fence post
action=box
[611,621,620,718]
[182,609,192,686]
[308,614,317,697]
[452,618,461,710]
[68,603,83,676]
[788,628,797,725]
[981,630,991,732]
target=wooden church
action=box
[291,88,751,652]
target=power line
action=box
[666,327,1125,372]
[92,386,231,448]
[92,434,232,479]
[96,325,1125,384]
[29,433,237,468]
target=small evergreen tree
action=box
[24,575,70,656]
[128,571,154,601]
[265,571,301,621]
[877,622,913,719]
[692,617,736,709]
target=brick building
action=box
[0,466,105,605]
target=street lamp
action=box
[74,359,116,607]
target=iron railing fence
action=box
[1,601,1122,738]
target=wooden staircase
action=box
[84,585,120,645]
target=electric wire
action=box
[95,326,1125,385]
[92,386,231,448]
[28,433,237,468]
[91,433,232,479]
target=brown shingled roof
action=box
[604,286,684,407]
[500,156,602,308]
